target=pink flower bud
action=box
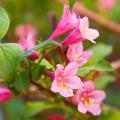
[28,51,40,61]
[0,87,12,102]
[49,115,64,120]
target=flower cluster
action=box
[49,4,105,116]
[16,24,39,61]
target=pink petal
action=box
[51,80,60,92]
[59,87,73,97]
[78,102,87,114]
[68,76,83,89]
[84,81,95,91]
[61,28,83,46]
[65,62,78,76]
[94,90,106,103]
[80,17,89,32]
[87,103,101,116]
[49,4,78,40]
[83,28,99,43]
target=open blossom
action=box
[49,4,78,40]
[18,34,36,51]
[61,17,99,46]
[16,23,37,38]
[0,87,12,102]
[51,62,83,97]
[73,81,105,116]
[67,43,92,67]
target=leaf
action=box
[24,102,57,117]
[23,40,62,57]
[0,43,23,82]
[78,60,113,76]
[95,74,115,89]
[90,43,112,63]
[69,0,75,9]
[40,59,54,70]
[14,71,30,92]
[0,7,10,40]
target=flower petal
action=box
[84,81,95,91]
[68,76,83,89]
[51,80,60,93]
[65,62,78,76]
[78,102,87,114]
[80,17,89,32]
[59,87,73,97]
[87,103,101,116]
[94,90,106,103]
[83,28,99,43]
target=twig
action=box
[73,2,120,34]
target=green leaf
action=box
[69,0,75,9]
[78,60,113,76]
[0,43,23,82]
[40,58,54,70]
[90,43,112,63]
[0,7,10,40]
[24,102,57,117]
[14,71,30,92]
[23,40,62,57]
[95,74,115,89]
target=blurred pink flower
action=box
[18,34,36,51]
[49,115,64,120]
[28,51,40,61]
[51,62,83,97]
[0,87,12,102]
[67,43,92,67]
[99,0,116,11]
[16,23,37,38]
[73,81,105,116]
[49,4,78,40]
[61,17,99,46]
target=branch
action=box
[72,2,120,34]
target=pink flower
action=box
[61,17,99,46]
[18,34,36,51]
[16,23,37,38]
[51,62,83,97]
[49,4,78,40]
[99,0,116,11]
[73,81,105,116]
[0,87,12,102]
[28,51,40,61]
[67,43,92,67]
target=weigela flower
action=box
[49,4,78,40]
[18,34,36,51]
[73,81,105,116]
[61,17,99,46]
[16,23,37,38]
[0,87,12,102]
[51,62,83,97]
[67,43,92,67]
